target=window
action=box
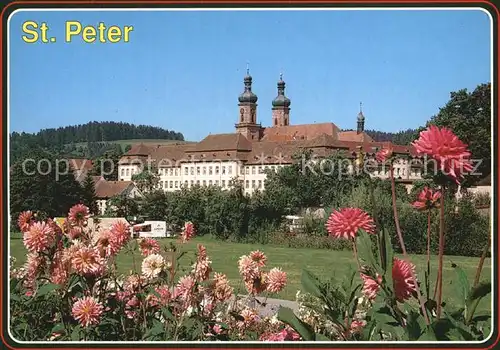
[169,169,173,176]
[203,180,207,186]
[228,166,232,175]
[245,180,249,188]
[203,167,207,175]
[209,166,213,175]
[175,181,178,188]
[169,181,173,188]
[184,180,188,186]
[245,167,249,175]
[197,167,201,175]
[121,169,124,176]
[258,180,262,188]
[215,180,219,186]
[209,180,213,186]
[222,166,226,175]
[252,167,256,175]
[190,167,194,175]
[197,180,200,185]
[190,180,194,186]
[184,167,189,175]
[175,168,179,176]
[126,169,130,176]
[162,181,166,189]
[252,180,256,188]
[258,166,263,174]
[215,166,219,175]
[240,167,244,175]
[221,180,225,187]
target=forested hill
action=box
[341,128,418,145]
[9,121,185,165]
[10,121,184,148]
[365,128,418,145]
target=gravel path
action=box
[236,295,299,317]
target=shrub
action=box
[444,196,490,257]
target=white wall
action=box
[119,156,421,196]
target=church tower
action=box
[235,67,261,140]
[357,102,365,134]
[271,73,291,127]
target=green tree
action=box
[425,82,491,186]
[91,148,124,181]
[10,149,86,221]
[81,173,98,215]
[132,166,160,193]
[105,194,139,218]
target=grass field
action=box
[9,234,492,312]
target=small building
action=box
[93,176,143,215]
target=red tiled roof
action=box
[193,133,253,152]
[125,143,152,156]
[261,123,339,142]
[151,143,196,167]
[117,130,416,166]
[94,180,134,199]
[338,131,374,143]
[68,159,93,171]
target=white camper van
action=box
[133,221,167,238]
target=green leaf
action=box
[419,325,438,341]
[381,228,394,288]
[451,262,470,304]
[465,281,491,324]
[71,325,81,341]
[381,228,394,274]
[361,320,377,340]
[356,229,383,275]
[161,307,175,321]
[443,310,474,340]
[405,310,425,340]
[301,269,323,299]
[314,333,331,340]
[36,283,59,297]
[466,281,492,305]
[51,323,65,334]
[277,306,315,341]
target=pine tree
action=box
[82,173,98,215]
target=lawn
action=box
[9,234,492,313]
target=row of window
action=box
[240,165,283,175]
[161,179,233,189]
[159,178,265,190]
[245,179,263,189]
[120,168,137,177]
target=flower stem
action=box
[390,166,429,325]
[352,238,362,273]
[473,232,490,288]
[425,210,432,300]
[436,188,445,319]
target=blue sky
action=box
[9,9,491,141]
